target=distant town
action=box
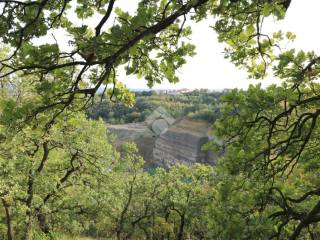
[130,88,232,95]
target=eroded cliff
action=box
[107,107,219,167]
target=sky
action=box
[36,0,320,91]
[119,0,320,90]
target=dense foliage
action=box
[87,90,222,124]
[1,0,320,239]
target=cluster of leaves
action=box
[209,81,320,239]
[0,77,119,239]
[87,89,223,124]
[205,1,320,238]
[81,153,215,240]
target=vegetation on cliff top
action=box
[87,90,222,124]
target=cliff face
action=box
[107,107,219,168]
[153,119,217,168]
[107,122,157,163]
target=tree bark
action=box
[24,170,34,240]
[177,212,186,240]
[1,198,13,240]
[36,208,51,235]
[117,175,136,240]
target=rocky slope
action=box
[153,119,218,167]
[107,107,219,167]
[107,122,156,162]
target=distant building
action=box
[178,88,192,94]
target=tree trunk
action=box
[1,198,13,240]
[177,213,185,240]
[24,170,34,240]
[24,142,50,240]
[36,208,51,235]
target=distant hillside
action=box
[87,89,223,124]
